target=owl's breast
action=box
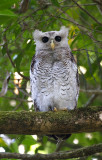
[30,54,79,111]
[52,60,77,88]
[32,57,77,89]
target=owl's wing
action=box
[69,51,80,106]
[30,54,40,111]
[30,54,35,97]
[70,51,76,63]
[70,51,80,87]
[30,54,36,74]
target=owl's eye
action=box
[42,36,49,43]
[55,36,61,42]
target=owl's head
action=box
[33,26,69,51]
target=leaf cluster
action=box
[0,0,102,159]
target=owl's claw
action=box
[54,107,57,112]
[61,108,68,111]
[53,107,68,111]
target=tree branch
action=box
[82,94,98,107]
[3,34,16,68]
[3,31,29,81]
[20,0,29,13]
[0,106,102,135]
[80,89,102,94]
[0,143,102,159]
[18,72,29,81]
[72,0,102,25]
[93,0,102,14]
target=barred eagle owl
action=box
[30,26,79,140]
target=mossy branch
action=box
[0,106,102,135]
[0,107,102,135]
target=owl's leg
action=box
[34,107,40,112]
[60,108,68,111]
[48,106,58,112]
[48,105,54,111]
[54,107,57,112]
[49,107,68,112]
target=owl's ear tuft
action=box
[60,26,69,37]
[33,30,42,40]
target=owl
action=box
[30,26,79,141]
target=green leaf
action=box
[10,141,19,153]
[22,135,37,152]
[0,10,17,17]
[14,53,23,71]
[1,46,6,56]
[0,10,17,24]
[0,0,18,10]
[51,0,60,7]
[0,137,8,147]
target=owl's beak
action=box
[50,40,55,50]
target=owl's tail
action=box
[48,134,71,152]
[50,134,71,141]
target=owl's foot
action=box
[60,108,68,111]
[53,107,68,111]
[54,107,57,112]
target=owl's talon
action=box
[54,107,57,112]
[61,108,68,111]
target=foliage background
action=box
[0,0,102,159]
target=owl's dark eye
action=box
[42,36,49,43]
[55,36,61,42]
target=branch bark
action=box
[80,89,102,94]
[0,143,102,160]
[20,0,29,13]
[0,106,102,135]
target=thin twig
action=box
[72,48,102,54]
[51,14,91,31]
[80,89,102,94]
[2,96,32,102]
[18,72,29,81]
[72,0,102,25]
[61,3,97,8]
[14,83,30,96]
[3,32,29,81]
[20,0,29,13]
[0,143,102,159]
[3,34,16,68]
[55,140,65,152]
[83,94,98,107]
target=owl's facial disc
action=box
[41,33,63,50]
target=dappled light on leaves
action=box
[0,147,5,152]
[0,0,102,159]
[73,139,79,144]
[18,144,25,154]
[78,66,87,74]
[14,72,23,95]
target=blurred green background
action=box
[0,0,102,159]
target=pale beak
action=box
[50,40,55,50]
